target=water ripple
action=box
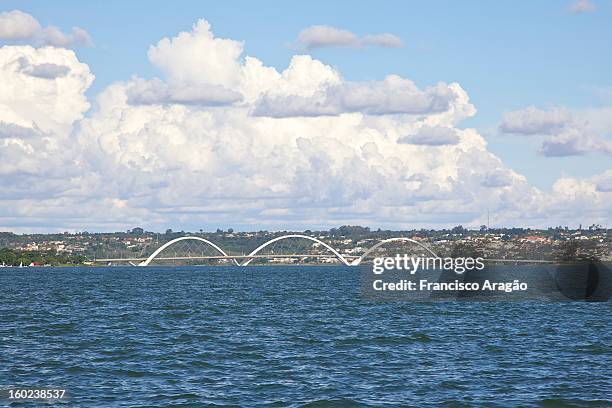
[1,266,610,406]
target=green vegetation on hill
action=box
[0,248,86,266]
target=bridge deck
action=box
[94,254,361,263]
[93,255,554,264]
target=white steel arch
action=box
[352,237,439,266]
[240,234,351,266]
[138,236,239,266]
[136,235,439,267]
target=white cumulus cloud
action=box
[0,10,40,40]
[0,19,610,232]
[0,46,93,135]
[148,19,242,89]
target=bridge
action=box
[93,235,442,267]
[93,234,554,267]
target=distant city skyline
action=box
[0,1,610,232]
[1,224,608,268]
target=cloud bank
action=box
[500,106,612,157]
[398,126,460,146]
[296,25,403,50]
[0,19,610,232]
[0,10,92,47]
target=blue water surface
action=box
[1,266,611,407]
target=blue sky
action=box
[0,1,610,231]
[4,0,611,188]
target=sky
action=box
[0,0,610,232]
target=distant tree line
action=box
[0,248,86,266]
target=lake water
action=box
[1,266,611,406]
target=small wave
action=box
[574,344,610,355]
[300,398,365,407]
[412,332,432,343]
